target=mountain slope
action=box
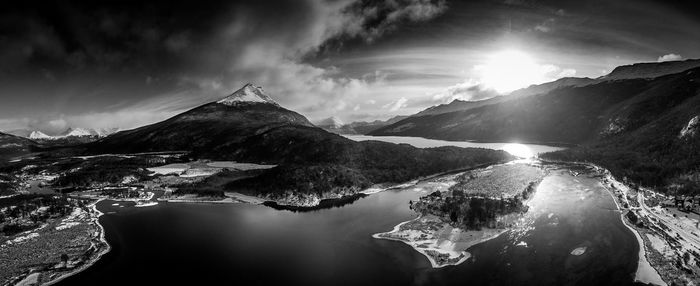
[603,59,700,80]
[370,79,652,144]
[402,59,699,119]
[542,69,700,192]
[0,132,37,161]
[88,84,314,158]
[371,66,700,194]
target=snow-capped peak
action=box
[27,127,113,140]
[96,127,120,137]
[29,131,53,140]
[217,83,279,106]
[64,127,96,137]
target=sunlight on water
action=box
[503,143,534,158]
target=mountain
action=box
[25,127,109,146]
[344,115,409,134]
[87,83,511,203]
[371,66,700,194]
[316,116,345,129]
[370,78,651,143]
[317,116,410,135]
[509,77,599,97]
[410,78,597,118]
[4,129,32,138]
[413,97,506,117]
[217,83,279,106]
[88,83,315,157]
[0,132,37,161]
[603,59,700,80]
[29,131,53,140]
[406,60,699,118]
[95,127,120,137]
[64,127,97,137]
[541,68,700,193]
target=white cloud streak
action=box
[657,53,682,62]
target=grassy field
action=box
[449,164,546,198]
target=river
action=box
[56,137,639,286]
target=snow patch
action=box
[679,115,699,139]
[217,83,279,106]
[29,131,52,140]
[570,246,587,256]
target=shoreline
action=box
[44,199,112,286]
[372,217,507,268]
[372,160,544,269]
[7,199,112,286]
[544,160,667,286]
[598,172,666,286]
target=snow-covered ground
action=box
[147,161,277,177]
[205,161,276,170]
[602,172,667,286]
[372,216,504,268]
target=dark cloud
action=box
[0,0,449,131]
[1,0,700,130]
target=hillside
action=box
[603,59,700,80]
[370,79,651,144]
[0,132,37,161]
[542,69,700,193]
[371,67,700,194]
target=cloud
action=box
[173,0,447,121]
[557,68,577,77]
[0,0,450,129]
[429,80,499,104]
[337,0,448,42]
[383,97,408,111]
[473,50,577,93]
[657,53,682,62]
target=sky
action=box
[2,0,700,133]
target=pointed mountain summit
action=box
[316,116,344,129]
[87,83,313,158]
[218,83,279,106]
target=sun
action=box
[476,50,552,93]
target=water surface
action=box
[345,135,566,156]
[58,167,637,286]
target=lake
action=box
[345,135,566,158]
[57,164,639,285]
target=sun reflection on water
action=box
[502,143,535,158]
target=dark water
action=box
[57,168,638,286]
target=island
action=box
[374,162,546,267]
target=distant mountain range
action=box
[315,115,409,134]
[6,127,119,142]
[370,59,700,194]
